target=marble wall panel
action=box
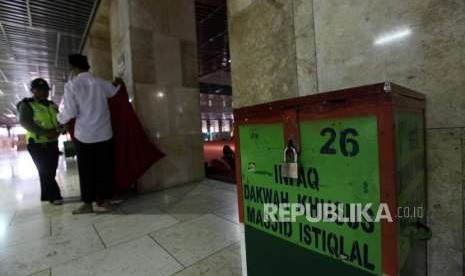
[89,17,111,40]
[228,0,255,16]
[384,1,465,129]
[83,0,113,81]
[131,27,157,83]
[152,33,182,86]
[180,40,199,88]
[426,129,463,276]
[134,83,171,138]
[138,160,164,192]
[157,135,192,189]
[86,36,111,51]
[293,0,318,96]
[86,48,113,80]
[110,0,134,98]
[189,136,205,182]
[168,0,197,41]
[229,0,298,108]
[313,0,390,92]
[138,134,204,192]
[167,87,202,136]
[313,0,465,128]
[110,0,130,45]
[129,0,170,34]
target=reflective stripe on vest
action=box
[25,100,59,144]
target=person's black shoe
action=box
[72,203,93,214]
[50,200,63,205]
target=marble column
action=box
[229,0,465,274]
[82,0,113,80]
[228,0,318,108]
[109,0,204,191]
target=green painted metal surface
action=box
[240,116,381,275]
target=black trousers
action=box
[74,138,113,203]
[27,141,62,202]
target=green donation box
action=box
[234,83,430,276]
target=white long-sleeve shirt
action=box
[57,72,117,143]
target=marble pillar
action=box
[82,0,113,80]
[229,0,465,274]
[228,0,318,108]
[109,0,204,192]
[109,0,134,99]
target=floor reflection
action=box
[0,149,244,276]
[0,150,80,212]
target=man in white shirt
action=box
[58,54,117,214]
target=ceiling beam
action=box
[0,23,14,59]
[0,58,66,68]
[0,23,9,43]
[55,33,61,67]
[79,0,101,52]
[0,68,8,82]
[26,0,33,27]
[0,20,81,39]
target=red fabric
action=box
[108,84,165,196]
[67,84,165,197]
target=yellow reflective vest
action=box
[25,100,59,143]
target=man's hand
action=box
[113,77,125,87]
[46,130,59,139]
[57,124,68,134]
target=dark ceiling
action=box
[0,0,97,126]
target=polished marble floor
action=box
[0,150,245,276]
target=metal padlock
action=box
[282,146,298,179]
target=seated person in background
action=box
[222,145,235,170]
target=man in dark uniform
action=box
[17,78,63,205]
